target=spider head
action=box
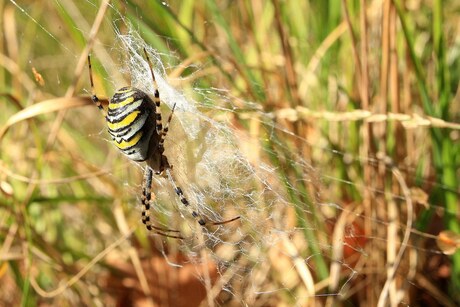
[147,153,170,175]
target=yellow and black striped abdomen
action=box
[106,86,157,162]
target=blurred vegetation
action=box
[1,0,459,306]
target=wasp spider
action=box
[87,48,240,238]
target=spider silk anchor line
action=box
[87,48,240,238]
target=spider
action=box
[87,48,240,239]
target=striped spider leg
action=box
[143,48,240,228]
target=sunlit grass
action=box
[1,0,459,306]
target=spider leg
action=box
[87,55,106,117]
[158,103,176,151]
[142,48,239,229]
[143,48,163,136]
[166,169,241,227]
[142,167,183,239]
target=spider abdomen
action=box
[106,86,157,162]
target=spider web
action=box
[120,31,289,260]
[111,30,386,303]
[2,0,457,306]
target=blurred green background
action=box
[1,0,459,306]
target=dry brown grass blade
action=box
[377,166,415,307]
[0,93,23,110]
[169,51,210,79]
[274,106,460,129]
[272,0,300,108]
[30,228,135,298]
[3,5,20,92]
[327,204,362,307]
[414,273,457,307]
[0,160,111,185]
[0,53,36,93]
[0,96,94,141]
